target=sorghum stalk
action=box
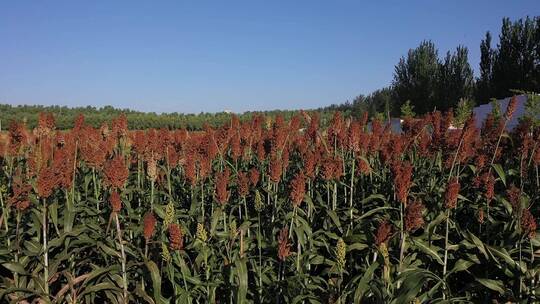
[92,168,99,210]
[166,150,172,198]
[71,141,78,205]
[442,210,450,300]
[201,183,205,221]
[14,212,21,287]
[349,156,355,227]
[0,190,8,233]
[257,213,263,301]
[398,201,405,275]
[150,179,154,211]
[288,206,295,239]
[531,239,535,297]
[333,181,337,211]
[42,198,49,298]
[274,182,278,223]
[307,179,312,218]
[326,181,331,209]
[114,213,128,303]
[519,237,523,298]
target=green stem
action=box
[42,198,49,298]
[114,213,128,303]
[92,168,99,210]
[150,180,154,211]
[442,211,450,300]
[349,157,355,228]
[257,213,263,301]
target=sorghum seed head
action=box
[143,212,157,241]
[164,201,175,227]
[168,223,184,251]
[336,238,347,270]
[196,223,208,243]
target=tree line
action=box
[332,16,540,118]
[0,103,339,131]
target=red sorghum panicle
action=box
[73,114,85,136]
[37,166,56,199]
[375,220,393,246]
[183,153,196,186]
[230,133,241,161]
[112,114,128,138]
[484,173,495,204]
[475,154,487,170]
[277,227,291,261]
[52,143,76,190]
[80,126,107,169]
[521,209,537,239]
[534,147,540,166]
[256,140,266,162]
[269,154,283,183]
[289,172,306,208]
[504,96,518,120]
[392,161,413,204]
[249,167,260,186]
[143,212,157,241]
[506,184,521,211]
[357,157,371,175]
[404,201,425,232]
[169,223,184,251]
[237,171,249,198]
[215,168,230,205]
[478,208,485,224]
[303,150,318,179]
[103,155,129,190]
[8,122,29,156]
[8,171,32,212]
[198,156,211,182]
[36,112,55,137]
[110,191,122,213]
[445,177,460,209]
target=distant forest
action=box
[0,104,341,130]
[1,16,538,130]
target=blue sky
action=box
[0,1,538,113]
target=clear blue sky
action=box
[1,1,538,113]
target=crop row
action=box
[0,98,539,303]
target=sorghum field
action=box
[0,97,539,303]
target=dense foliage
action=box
[0,104,335,131]
[335,16,540,118]
[477,17,540,102]
[1,98,540,303]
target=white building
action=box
[472,94,538,130]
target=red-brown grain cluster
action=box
[215,168,230,205]
[445,178,460,209]
[289,172,306,208]
[277,227,291,262]
[169,223,184,251]
[109,191,122,213]
[104,155,129,190]
[392,161,413,204]
[405,201,425,232]
[375,220,393,246]
[143,212,157,241]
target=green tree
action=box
[393,40,440,114]
[453,98,474,128]
[480,17,540,100]
[476,32,494,103]
[400,100,415,118]
[438,46,474,111]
